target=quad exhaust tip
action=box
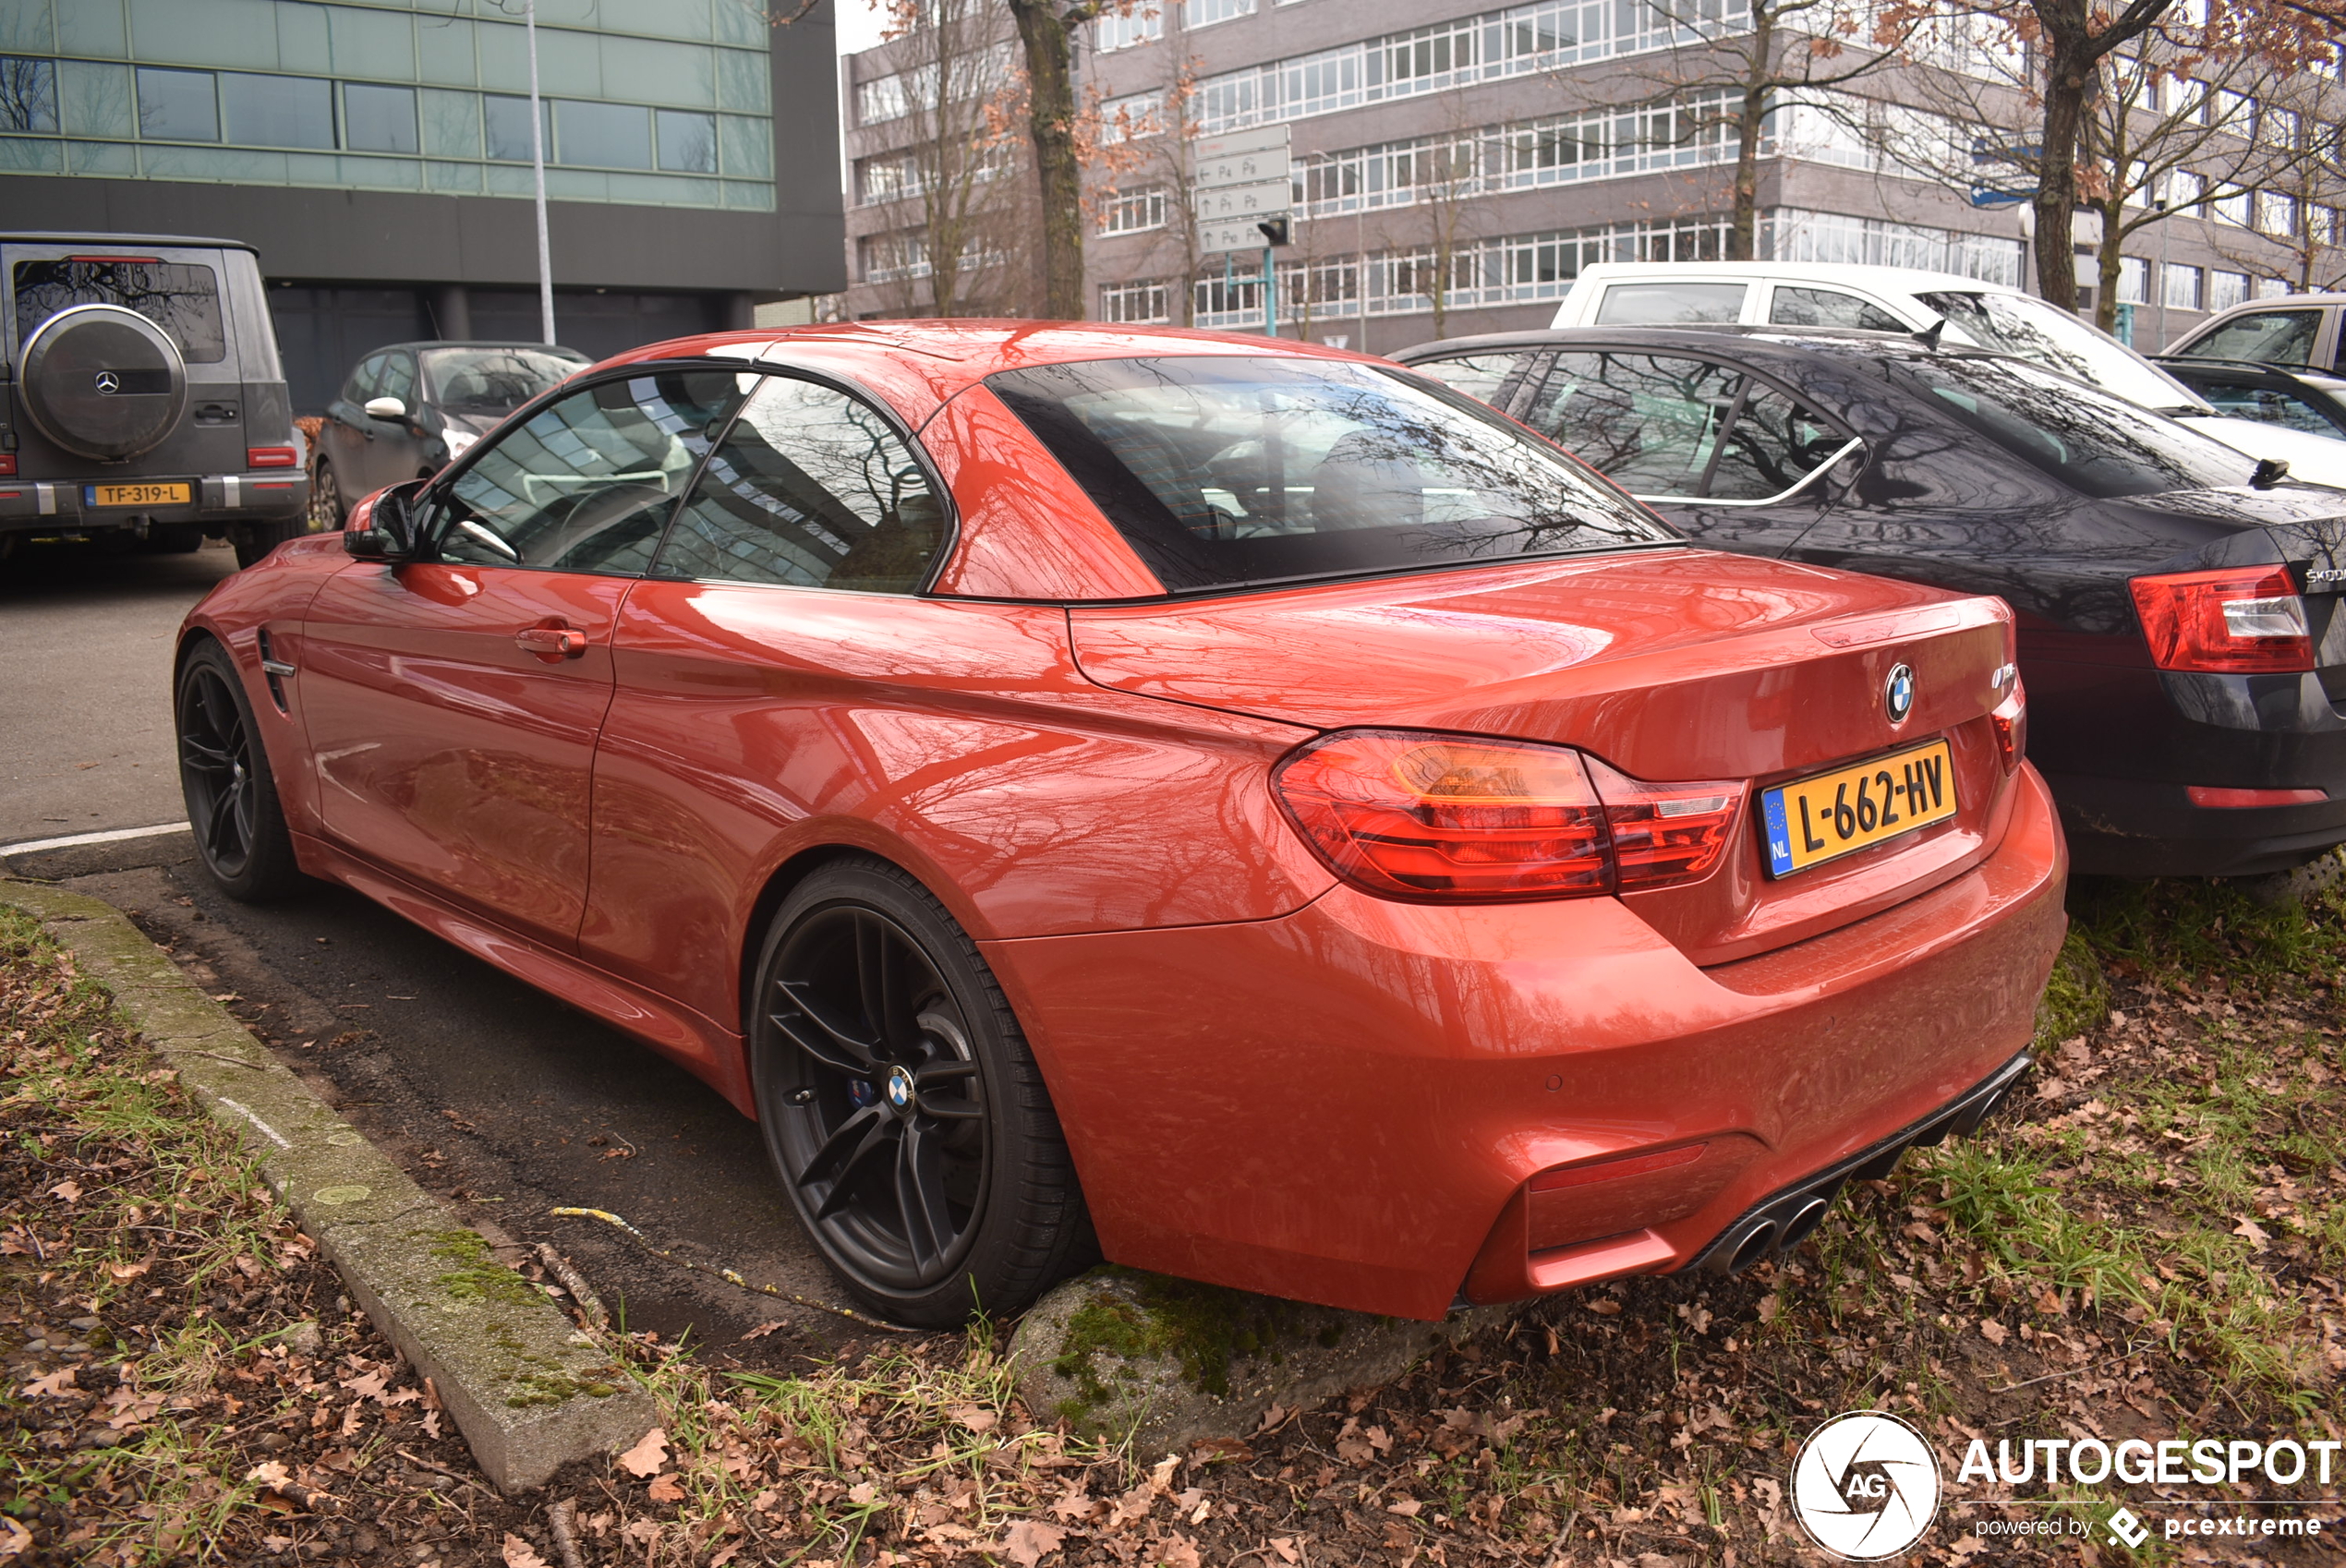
[1698,1054,2032,1277]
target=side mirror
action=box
[364,395,408,421]
[343,482,423,561]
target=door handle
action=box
[515,625,588,658]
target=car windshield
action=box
[421,346,588,414]
[1892,354,2258,499]
[986,356,1676,595]
[1915,290,2207,415]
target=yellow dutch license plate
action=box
[1760,741,1957,877]
[87,482,191,507]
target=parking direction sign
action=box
[1193,125,1290,190]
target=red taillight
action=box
[248,446,300,469]
[1270,730,1746,901]
[1582,754,1743,891]
[2186,785,2328,808]
[1990,681,2026,773]
[2130,567,2312,673]
[0,453,14,476]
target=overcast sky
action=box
[834,0,887,54]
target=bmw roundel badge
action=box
[1884,663,1916,725]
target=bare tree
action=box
[2201,79,2346,292]
[864,0,1032,318]
[1590,0,1916,259]
[1005,0,1132,318]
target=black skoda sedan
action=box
[1396,326,2346,878]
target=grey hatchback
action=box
[2,232,308,567]
[308,341,586,528]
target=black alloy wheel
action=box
[175,640,304,901]
[751,859,1088,1326]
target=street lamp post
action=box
[526,0,555,344]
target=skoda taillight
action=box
[1271,730,1745,901]
[2130,566,2312,673]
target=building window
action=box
[861,152,919,203]
[2213,188,2250,225]
[1184,0,1255,27]
[858,74,910,126]
[658,109,717,174]
[2162,262,2204,310]
[559,100,652,169]
[1096,6,1164,50]
[2118,256,2150,305]
[344,83,418,154]
[221,73,336,150]
[2210,271,2250,310]
[1098,187,1167,234]
[861,232,931,283]
[2255,191,2298,235]
[1100,280,1170,322]
[0,55,57,133]
[485,93,551,162]
[137,66,219,142]
[2256,277,2290,298]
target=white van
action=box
[1548,261,2346,487]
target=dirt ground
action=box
[2,870,2341,1566]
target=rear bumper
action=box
[2049,768,2346,876]
[0,473,306,531]
[987,765,2067,1320]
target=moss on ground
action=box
[1050,1267,1321,1418]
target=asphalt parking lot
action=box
[2,538,859,1356]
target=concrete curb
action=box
[1,878,658,1493]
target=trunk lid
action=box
[1070,549,2021,964]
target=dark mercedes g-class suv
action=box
[2,232,308,568]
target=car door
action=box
[298,365,746,948]
[579,368,973,1030]
[1513,349,1857,557]
[320,353,385,505]
[358,349,425,492]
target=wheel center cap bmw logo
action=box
[1884,663,1916,725]
[885,1066,915,1111]
[93,370,120,395]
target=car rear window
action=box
[1892,355,2256,499]
[1595,282,1746,325]
[12,257,226,363]
[422,345,589,413]
[986,356,1676,595]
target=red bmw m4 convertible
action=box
[176,324,2064,1326]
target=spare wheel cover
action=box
[18,304,190,461]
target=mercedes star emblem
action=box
[93,370,121,395]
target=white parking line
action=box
[0,821,192,856]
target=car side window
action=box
[2177,310,2321,366]
[1593,282,1747,325]
[376,352,417,407]
[2195,380,2340,438]
[434,369,746,575]
[1407,352,1536,411]
[1521,351,1747,495]
[651,374,947,594]
[345,353,387,404]
[1770,287,1907,333]
[1707,380,1847,500]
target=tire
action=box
[175,638,307,902]
[230,516,303,569]
[307,459,345,533]
[749,857,1089,1327]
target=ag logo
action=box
[1790,1410,1941,1560]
